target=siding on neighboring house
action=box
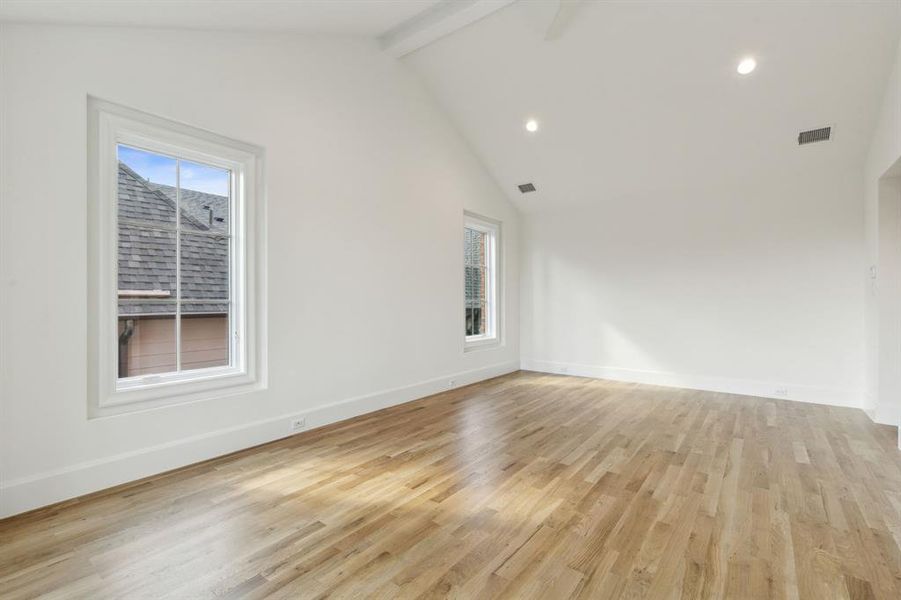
[118,315,228,377]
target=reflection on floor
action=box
[2,371,900,599]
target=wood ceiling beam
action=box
[380,0,517,58]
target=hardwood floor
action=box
[2,371,901,599]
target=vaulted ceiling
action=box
[4,0,899,214]
[405,1,901,211]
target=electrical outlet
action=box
[448,379,456,388]
[290,417,306,433]
[774,387,788,397]
[560,366,569,374]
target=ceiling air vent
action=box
[518,183,537,193]
[798,126,831,145]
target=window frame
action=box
[463,212,501,351]
[115,142,235,389]
[87,98,266,416]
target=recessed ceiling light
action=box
[525,119,539,133]
[737,57,757,75]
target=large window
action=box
[464,213,500,349]
[116,144,232,380]
[88,98,265,414]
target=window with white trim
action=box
[88,98,265,415]
[464,213,500,349]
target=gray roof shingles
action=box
[146,182,229,234]
[118,162,229,316]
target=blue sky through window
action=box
[118,145,229,196]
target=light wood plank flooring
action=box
[2,371,901,599]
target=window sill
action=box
[464,336,501,353]
[116,365,244,392]
[92,368,262,418]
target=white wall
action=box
[521,166,865,407]
[0,24,520,517]
[864,35,901,426]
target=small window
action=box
[464,213,500,349]
[88,98,265,414]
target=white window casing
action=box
[87,97,267,416]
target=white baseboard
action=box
[873,406,901,427]
[0,360,519,519]
[521,358,862,409]
[866,408,901,449]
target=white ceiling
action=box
[0,0,441,35]
[4,0,899,214]
[406,1,901,211]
